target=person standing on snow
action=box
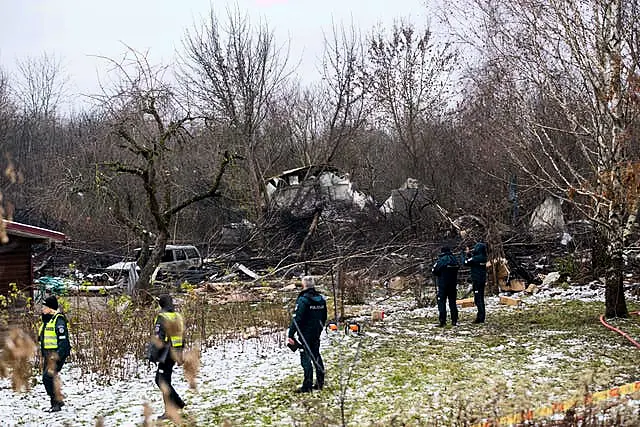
[287,276,327,393]
[153,294,185,420]
[432,246,460,327]
[38,295,71,412]
[465,242,488,323]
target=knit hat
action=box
[158,294,173,310]
[44,295,58,310]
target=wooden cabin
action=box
[0,220,66,298]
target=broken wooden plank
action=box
[232,263,259,279]
[456,297,475,308]
[499,278,527,292]
[500,295,522,306]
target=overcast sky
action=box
[0,0,433,108]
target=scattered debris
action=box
[379,177,430,216]
[265,164,374,217]
[232,263,259,280]
[542,272,562,287]
[371,309,385,321]
[501,279,526,292]
[456,298,475,308]
[387,276,406,291]
[500,295,522,306]
[530,196,565,231]
[525,284,539,294]
[487,257,510,289]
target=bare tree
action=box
[180,7,291,218]
[12,53,68,120]
[364,20,459,235]
[445,0,640,317]
[318,20,369,164]
[89,49,234,294]
[0,68,15,146]
[367,20,458,181]
[283,84,324,166]
[0,67,20,240]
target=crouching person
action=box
[39,295,71,412]
[287,276,327,393]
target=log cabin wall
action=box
[0,236,33,297]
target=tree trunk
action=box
[603,227,628,318]
[594,222,628,318]
[591,227,609,280]
[135,232,169,299]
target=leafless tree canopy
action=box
[180,8,292,216]
[0,3,639,315]
[13,53,68,120]
[443,0,640,316]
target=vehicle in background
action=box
[134,245,203,270]
[105,245,203,290]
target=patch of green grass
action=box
[192,298,640,426]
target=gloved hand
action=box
[287,337,300,352]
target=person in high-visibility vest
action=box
[153,294,185,420]
[38,295,71,412]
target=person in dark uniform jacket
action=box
[465,242,488,323]
[154,294,185,420]
[432,247,460,327]
[287,276,327,393]
[38,295,71,412]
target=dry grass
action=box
[1,286,291,386]
[182,343,201,390]
[0,327,37,392]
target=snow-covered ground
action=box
[1,335,299,426]
[2,281,639,426]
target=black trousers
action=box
[42,352,65,404]
[300,338,324,391]
[156,358,185,410]
[473,280,486,322]
[437,283,458,325]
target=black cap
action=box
[158,294,173,310]
[440,246,452,254]
[44,295,58,310]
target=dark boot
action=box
[47,402,62,412]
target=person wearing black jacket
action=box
[38,295,71,412]
[153,294,185,420]
[465,242,488,323]
[432,247,461,327]
[287,276,327,393]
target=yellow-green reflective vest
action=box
[155,312,184,347]
[39,313,63,350]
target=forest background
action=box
[1,0,639,317]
